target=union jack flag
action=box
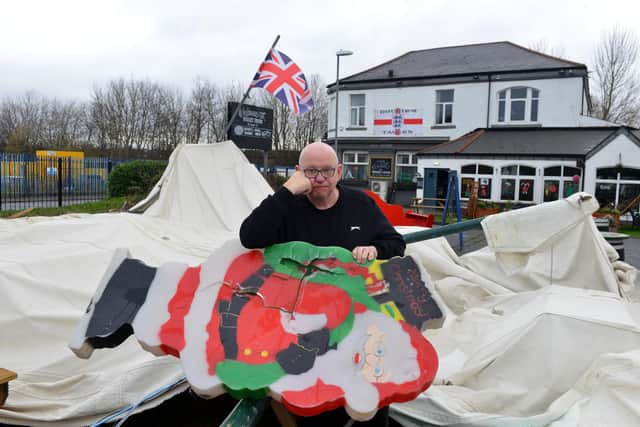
[251,49,314,115]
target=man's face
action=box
[299,149,343,201]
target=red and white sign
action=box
[374,108,424,136]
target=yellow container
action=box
[35,150,84,160]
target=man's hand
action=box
[283,171,312,195]
[352,246,377,264]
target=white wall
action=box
[331,76,585,141]
[584,134,640,194]
[489,77,584,127]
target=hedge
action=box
[108,160,168,197]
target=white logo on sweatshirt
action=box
[350,226,360,231]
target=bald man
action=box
[240,142,405,262]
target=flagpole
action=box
[223,35,281,139]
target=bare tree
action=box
[88,78,185,156]
[592,28,640,126]
[154,86,185,152]
[260,92,293,150]
[0,73,328,156]
[251,74,328,151]
[0,92,45,152]
[38,98,86,149]
[185,77,209,144]
[211,82,244,142]
[528,39,567,59]
[291,74,328,151]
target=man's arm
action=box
[239,187,293,249]
[240,172,311,249]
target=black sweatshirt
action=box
[239,185,406,259]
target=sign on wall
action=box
[373,108,424,136]
[226,102,274,151]
[369,156,393,179]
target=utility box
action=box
[371,180,389,202]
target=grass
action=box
[0,196,134,218]
[618,223,640,238]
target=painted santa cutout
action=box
[70,240,441,421]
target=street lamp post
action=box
[334,49,353,164]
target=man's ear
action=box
[295,165,301,171]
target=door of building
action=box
[422,168,449,207]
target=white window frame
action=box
[542,165,581,202]
[595,167,640,209]
[460,163,494,200]
[499,164,537,202]
[342,151,368,180]
[435,89,454,125]
[395,152,418,182]
[497,87,540,123]
[350,94,366,127]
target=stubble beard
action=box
[308,186,339,209]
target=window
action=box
[519,179,534,201]
[543,165,581,202]
[350,94,365,127]
[461,164,476,174]
[435,89,454,124]
[595,167,640,209]
[497,87,540,123]
[395,152,418,183]
[342,151,368,180]
[460,163,494,199]
[500,164,538,202]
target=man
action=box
[240,142,405,262]
[240,142,405,426]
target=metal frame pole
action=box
[223,35,281,140]
[334,54,340,159]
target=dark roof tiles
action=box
[418,128,619,156]
[342,41,585,83]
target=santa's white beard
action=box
[270,310,420,420]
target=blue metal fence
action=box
[0,153,111,211]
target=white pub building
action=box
[326,41,640,210]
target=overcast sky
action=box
[2,0,639,101]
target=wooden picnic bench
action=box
[0,368,17,406]
[409,197,446,214]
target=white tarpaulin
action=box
[2,139,639,427]
[391,193,640,427]
[0,142,271,426]
[130,141,273,229]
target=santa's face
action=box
[357,325,390,383]
[350,313,422,386]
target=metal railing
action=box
[0,153,111,211]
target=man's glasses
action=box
[302,168,336,179]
